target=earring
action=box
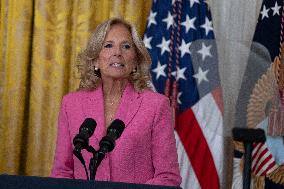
[132,67,137,73]
[94,66,101,77]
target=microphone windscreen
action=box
[232,128,266,143]
[80,118,97,135]
[108,119,125,137]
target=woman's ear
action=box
[93,60,99,69]
[133,58,138,69]
[130,61,138,74]
[93,61,101,78]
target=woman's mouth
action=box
[110,63,125,67]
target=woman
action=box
[51,18,181,187]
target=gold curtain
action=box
[0,0,152,176]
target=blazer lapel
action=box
[81,85,106,146]
[81,83,143,143]
[116,83,143,127]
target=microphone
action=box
[232,128,266,189]
[89,119,125,180]
[73,118,97,164]
[99,119,125,154]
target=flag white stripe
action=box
[250,118,279,176]
[256,158,277,176]
[252,144,267,168]
[253,151,270,173]
[192,93,224,184]
[175,132,201,189]
[265,164,278,175]
[232,158,243,189]
[252,143,263,157]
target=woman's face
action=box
[96,23,137,81]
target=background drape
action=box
[0,0,265,187]
[209,0,263,187]
[0,0,151,176]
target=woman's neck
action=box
[102,79,128,98]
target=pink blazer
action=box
[51,83,181,187]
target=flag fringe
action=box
[267,164,284,185]
[251,165,284,189]
[253,175,265,189]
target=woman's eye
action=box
[104,43,113,48]
[122,44,131,49]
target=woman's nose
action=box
[113,46,122,56]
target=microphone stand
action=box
[87,119,125,180]
[86,145,97,180]
[89,148,107,180]
[89,153,98,180]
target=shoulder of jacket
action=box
[62,90,92,102]
[140,89,169,102]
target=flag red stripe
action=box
[211,87,224,114]
[252,148,268,172]
[176,108,219,189]
[260,161,277,176]
[254,153,272,174]
[252,143,264,160]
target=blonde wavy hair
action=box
[77,18,152,92]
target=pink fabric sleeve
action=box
[50,96,74,178]
[145,97,182,186]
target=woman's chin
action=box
[102,74,129,81]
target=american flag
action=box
[252,143,277,176]
[143,0,224,188]
[235,0,283,178]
